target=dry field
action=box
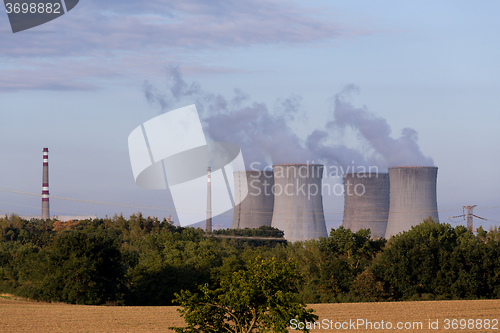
[1,295,499,332]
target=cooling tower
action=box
[385,166,439,238]
[342,172,389,239]
[41,148,50,220]
[271,164,328,241]
[232,170,274,229]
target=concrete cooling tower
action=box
[385,166,439,238]
[232,171,274,229]
[271,164,328,242]
[342,173,389,239]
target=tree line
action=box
[1,213,500,306]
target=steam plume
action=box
[143,67,434,170]
[328,85,434,168]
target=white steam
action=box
[143,67,434,170]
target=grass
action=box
[0,297,499,332]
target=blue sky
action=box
[1,0,499,231]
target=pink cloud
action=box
[0,0,370,91]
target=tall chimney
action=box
[41,148,50,220]
[206,166,212,232]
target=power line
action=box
[1,186,499,225]
[447,205,487,231]
[0,187,175,212]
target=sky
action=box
[1,0,499,231]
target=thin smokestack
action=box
[41,148,50,220]
[206,166,212,232]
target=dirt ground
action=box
[309,300,500,332]
[0,297,184,333]
[1,296,499,332]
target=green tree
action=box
[34,232,127,304]
[127,228,226,305]
[372,219,498,300]
[170,256,317,333]
[313,227,385,301]
[349,268,386,301]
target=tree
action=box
[314,227,385,301]
[372,219,497,300]
[170,256,317,333]
[37,232,127,304]
[350,268,386,301]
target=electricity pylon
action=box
[448,205,487,232]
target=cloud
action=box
[1,0,351,57]
[0,0,365,91]
[0,59,121,92]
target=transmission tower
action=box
[448,205,487,232]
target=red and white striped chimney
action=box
[41,148,50,220]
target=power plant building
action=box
[232,170,274,229]
[385,166,439,238]
[342,172,389,238]
[271,164,328,242]
[20,215,97,222]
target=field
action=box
[1,296,499,332]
